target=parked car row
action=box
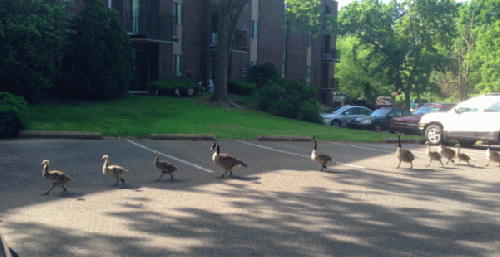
[321,93,500,146]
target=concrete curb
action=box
[148,134,217,141]
[18,130,103,140]
[255,135,312,141]
[381,138,425,144]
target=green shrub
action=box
[297,100,323,124]
[246,62,281,88]
[60,0,134,100]
[0,92,29,138]
[256,79,320,123]
[227,80,257,96]
[149,79,202,97]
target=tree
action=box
[339,0,457,109]
[211,0,250,103]
[0,0,73,103]
[61,0,134,100]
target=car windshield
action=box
[485,101,500,112]
[370,108,391,117]
[456,96,500,112]
[412,106,440,115]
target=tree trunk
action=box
[199,0,210,90]
[211,8,229,103]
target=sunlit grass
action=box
[28,94,422,142]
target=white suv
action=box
[419,93,500,145]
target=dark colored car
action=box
[347,108,410,132]
[390,103,456,135]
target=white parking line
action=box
[127,140,215,173]
[237,140,366,169]
[329,141,394,153]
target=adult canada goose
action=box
[425,141,443,167]
[439,144,456,164]
[486,141,500,166]
[455,144,471,166]
[211,143,247,178]
[395,132,415,169]
[154,151,178,181]
[101,155,128,186]
[41,160,73,195]
[311,136,333,171]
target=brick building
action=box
[71,0,340,104]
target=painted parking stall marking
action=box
[237,140,366,169]
[127,140,215,173]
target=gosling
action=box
[211,143,247,179]
[439,144,456,164]
[41,160,73,195]
[486,141,500,166]
[455,144,471,166]
[311,136,333,171]
[395,132,415,169]
[101,155,128,186]
[425,141,443,167]
[154,151,178,181]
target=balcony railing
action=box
[124,10,174,41]
[323,50,341,63]
[211,33,218,45]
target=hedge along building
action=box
[69,0,339,105]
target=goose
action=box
[41,160,73,195]
[153,151,178,181]
[311,136,333,171]
[439,144,456,164]
[486,141,500,166]
[425,141,443,167]
[211,143,247,178]
[101,155,128,186]
[395,132,415,169]
[455,144,471,166]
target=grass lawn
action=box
[27,94,422,142]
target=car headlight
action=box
[360,120,372,124]
[324,117,332,121]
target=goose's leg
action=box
[170,174,174,180]
[113,177,119,186]
[120,178,125,184]
[486,159,490,166]
[62,185,67,192]
[43,184,56,195]
[155,173,164,182]
[396,160,401,169]
[410,161,413,169]
[426,159,431,167]
[467,160,470,167]
[229,170,234,177]
[219,170,227,179]
[439,159,443,167]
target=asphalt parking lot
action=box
[1,138,499,256]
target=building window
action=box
[173,2,183,37]
[108,0,112,9]
[250,61,256,67]
[251,21,258,39]
[173,55,182,77]
[211,13,219,45]
[133,0,139,33]
[307,65,311,80]
[234,29,247,50]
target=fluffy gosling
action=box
[41,160,73,195]
[211,143,247,179]
[486,141,500,166]
[311,136,333,171]
[101,155,128,186]
[154,151,178,181]
[425,141,443,167]
[396,132,415,169]
[439,144,456,164]
[455,144,471,166]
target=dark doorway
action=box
[131,51,149,91]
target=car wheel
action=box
[425,124,442,145]
[373,123,382,132]
[331,120,341,127]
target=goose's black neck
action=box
[398,134,401,147]
[216,144,220,154]
[314,140,317,150]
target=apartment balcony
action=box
[323,50,341,63]
[124,10,176,42]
